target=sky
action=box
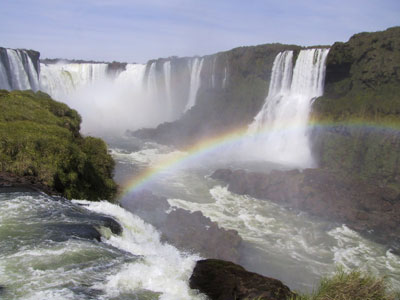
[1,0,399,63]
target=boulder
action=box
[190,259,295,300]
[46,223,102,242]
[121,190,242,262]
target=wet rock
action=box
[94,215,122,235]
[190,259,295,300]
[0,171,59,196]
[164,209,241,262]
[65,210,123,236]
[121,190,242,262]
[47,223,102,242]
[212,168,400,252]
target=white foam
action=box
[74,200,206,300]
[169,185,400,289]
[111,147,185,168]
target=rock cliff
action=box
[311,26,400,190]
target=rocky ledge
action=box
[120,190,242,262]
[0,171,59,195]
[190,259,295,300]
[211,168,400,253]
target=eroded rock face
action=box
[311,27,400,188]
[212,168,400,253]
[190,259,295,300]
[121,190,242,262]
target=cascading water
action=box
[185,58,204,112]
[146,62,158,98]
[0,48,40,91]
[39,62,172,134]
[163,61,172,119]
[0,191,205,299]
[248,48,329,167]
[211,56,217,88]
[222,67,228,89]
[39,63,109,101]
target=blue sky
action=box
[1,0,399,63]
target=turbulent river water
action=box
[1,135,400,299]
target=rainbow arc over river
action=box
[120,119,400,197]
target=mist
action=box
[39,62,175,136]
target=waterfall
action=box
[185,58,204,112]
[0,48,40,91]
[0,60,10,90]
[222,67,228,89]
[39,62,169,134]
[39,63,109,101]
[249,51,294,133]
[146,62,158,97]
[163,61,172,119]
[248,48,329,167]
[211,56,217,88]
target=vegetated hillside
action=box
[312,26,400,190]
[133,43,302,146]
[0,90,117,200]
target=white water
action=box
[39,62,176,134]
[146,62,158,99]
[0,49,39,91]
[211,56,217,88]
[39,63,109,100]
[248,48,329,167]
[38,56,209,134]
[0,191,206,299]
[75,200,206,300]
[0,61,10,90]
[168,185,400,291]
[222,67,227,89]
[163,61,173,119]
[110,142,400,293]
[185,58,204,112]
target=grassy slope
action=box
[292,269,398,300]
[0,90,117,200]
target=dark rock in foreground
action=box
[212,168,400,253]
[47,223,103,242]
[190,259,295,300]
[121,190,242,262]
[0,171,59,196]
[63,208,123,236]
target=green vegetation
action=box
[0,90,117,200]
[311,27,400,188]
[291,268,398,300]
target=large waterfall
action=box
[37,57,208,133]
[39,63,109,101]
[0,48,233,135]
[0,48,40,91]
[248,48,329,167]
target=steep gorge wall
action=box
[311,26,400,189]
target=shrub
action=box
[292,268,398,300]
[0,90,117,201]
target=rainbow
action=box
[120,119,400,198]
